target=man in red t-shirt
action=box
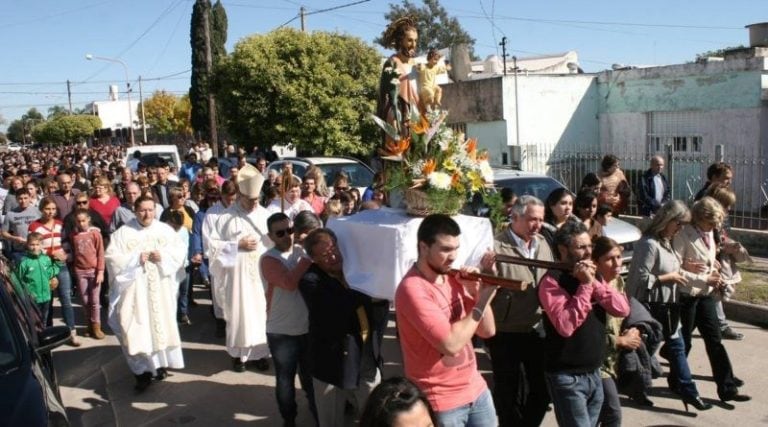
[395,214,498,426]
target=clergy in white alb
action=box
[106,196,186,381]
[209,164,273,365]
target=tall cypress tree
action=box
[189,0,210,139]
[189,0,227,142]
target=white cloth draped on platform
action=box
[327,208,494,300]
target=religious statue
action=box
[416,49,449,112]
[376,16,421,144]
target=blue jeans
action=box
[177,267,191,317]
[52,267,75,330]
[545,368,603,427]
[267,333,317,423]
[649,302,699,399]
[36,301,50,326]
[436,388,497,427]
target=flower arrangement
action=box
[372,109,494,216]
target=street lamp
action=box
[85,53,135,146]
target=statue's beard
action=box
[399,46,416,58]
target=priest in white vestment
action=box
[209,164,273,372]
[106,196,187,391]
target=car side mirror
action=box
[36,326,72,354]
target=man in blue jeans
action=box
[538,221,629,427]
[261,212,317,426]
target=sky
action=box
[0,0,763,132]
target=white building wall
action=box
[500,74,599,171]
[94,100,136,129]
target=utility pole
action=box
[139,75,147,144]
[66,80,73,114]
[513,55,520,148]
[300,6,306,32]
[202,2,219,157]
[499,37,508,76]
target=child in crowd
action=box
[14,232,60,325]
[595,203,613,234]
[69,209,106,339]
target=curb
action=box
[723,300,768,328]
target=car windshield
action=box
[495,177,564,200]
[317,163,373,188]
[136,153,178,169]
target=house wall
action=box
[442,74,600,167]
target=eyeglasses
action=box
[76,200,89,205]
[273,227,294,238]
[335,186,349,192]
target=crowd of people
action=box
[1,141,753,427]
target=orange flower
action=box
[380,136,411,156]
[465,138,477,154]
[451,172,461,188]
[410,115,429,135]
[422,158,436,175]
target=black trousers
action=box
[679,295,737,398]
[485,331,550,427]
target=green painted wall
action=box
[599,71,763,113]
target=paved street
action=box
[56,284,768,427]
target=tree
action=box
[32,115,101,144]
[215,29,381,156]
[140,90,192,137]
[6,108,45,142]
[47,105,69,119]
[695,45,746,62]
[189,0,227,143]
[377,0,477,60]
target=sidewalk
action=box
[56,286,767,426]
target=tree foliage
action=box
[47,105,69,119]
[140,91,192,137]
[189,0,227,140]
[6,108,45,142]
[377,0,477,60]
[694,45,746,62]
[32,115,101,145]
[215,29,380,156]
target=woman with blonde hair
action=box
[321,199,343,225]
[625,200,712,412]
[705,183,748,340]
[674,197,749,403]
[304,165,330,198]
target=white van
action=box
[123,145,182,170]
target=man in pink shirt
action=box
[395,214,498,426]
[538,221,629,427]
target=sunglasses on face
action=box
[77,200,89,205]
[273,227,294,238]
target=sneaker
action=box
[721,327,744,341]
[178,314,192,325]
[68,329,81,347]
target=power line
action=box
[0,70,191,87]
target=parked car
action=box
[490,168,641,270]
[266,156,375,195]
[0,272,71,426]
[5,141,32,152]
